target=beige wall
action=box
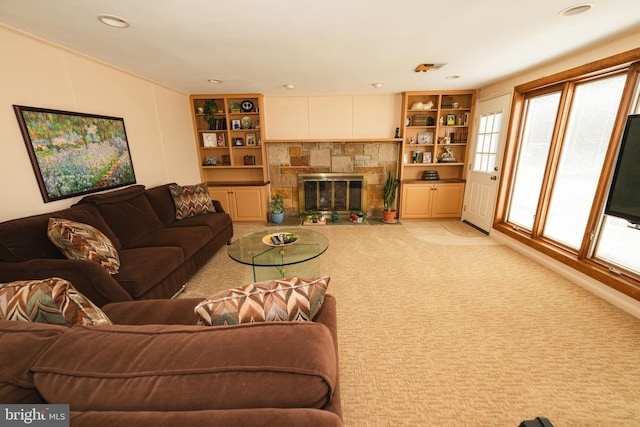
[478,28,640,101]
[0,25,199,222]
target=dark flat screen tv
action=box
[605,114,640,225]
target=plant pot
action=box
[331,212,340,222]
[271,211,284,224]
[382,210,397,223]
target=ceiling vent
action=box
[414,63,446,73]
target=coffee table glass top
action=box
[228,229,329,267]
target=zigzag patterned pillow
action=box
[195,276,330,326]
[47,218,120,274]
[0,277,112,326]
[169,183,215,220]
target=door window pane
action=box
[473,112,502,173]
[507,92,561,230]
[543,74,626,248]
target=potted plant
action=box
[270,194,284,224]
[350,210,365,223]
[331,211,340,222]
[203,99,218,130]
[382,171,399,223]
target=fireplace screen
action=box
[299,174,366,214]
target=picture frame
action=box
[422,152,432,163]
[246,133,256,146]
[446,114,456,126]
[203,132,217,147]
[417,132,433,144]
[232,119,241,130]
[233,137,244,146]
[217,133,226,147]
[13,105,136,203]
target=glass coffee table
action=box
[228,229,329,281]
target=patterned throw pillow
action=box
[169,183,215,220]
[47,218,120,274]
[0,277,112,326]
[194,276,330,326]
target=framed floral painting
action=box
[14,105,136,202]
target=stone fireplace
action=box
[267,141,399,218]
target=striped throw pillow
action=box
[169,183,215,220]
[195,276,330,326]
[47,218,120,274]
[0,278,111,326]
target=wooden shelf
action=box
[399,90,477,218]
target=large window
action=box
[543,74,626,249]
[593,72,640,274]
[496,51,640,301]
[507,91,560,230]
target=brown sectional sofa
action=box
[0,183,233,307]
[0,295,342,426]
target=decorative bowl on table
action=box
[262,232,300,247]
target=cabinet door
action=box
[431,183,464,218]
[209,188,232,216]
[400,184,433,218]
[232,187,267,221]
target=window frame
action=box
[494,49,640,301]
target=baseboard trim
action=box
[491,229,640,320]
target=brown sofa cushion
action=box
[195,276,330,326]
[47,218,120,274]
[0,320,67,403]
[78,185,164,248]
[144,183,180,226]
[102,298,202,325]
[0,278,111,326]
[114,247,184,298]
[33,322,338,412]
[132,226,213,259]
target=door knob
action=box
[490,176,497,181]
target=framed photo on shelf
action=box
[422,152,432,163]
[246,133,256,146]
[231,119,241,130]
[417,132,433,144]
[217,133,226,147]
[233,137,244,146]
[446,114,456,126]
[203,132,217,147]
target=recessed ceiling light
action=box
[558,3,593,16]
[371,83,383,88]
[208,79,223,84]
[445,75,460,80]
[283,84,295,90]
[97,15,130,28]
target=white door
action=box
[461,93,511,233]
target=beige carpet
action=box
[180,221,640,426]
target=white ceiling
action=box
[1,0,639,96]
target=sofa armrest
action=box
[0,259,133,307]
